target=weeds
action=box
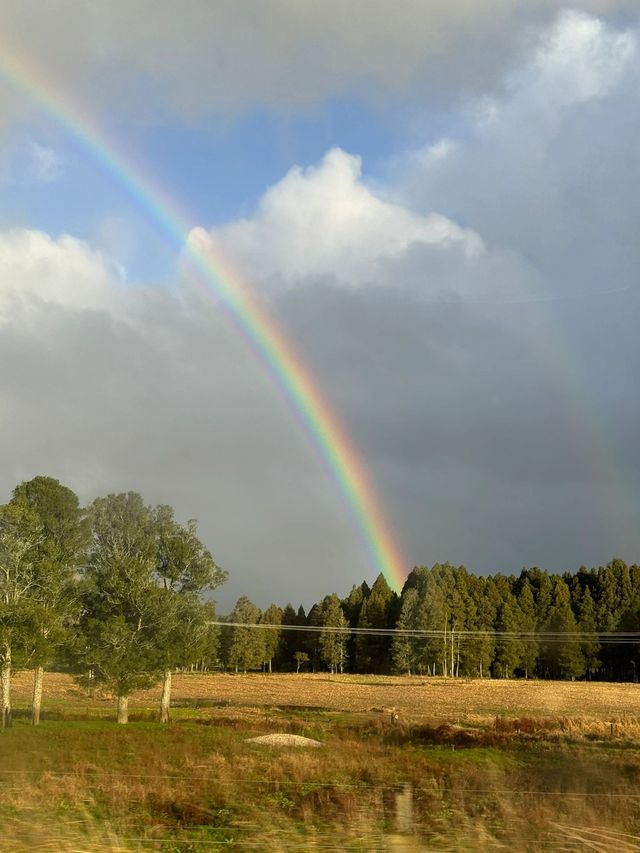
[3,673,640,850]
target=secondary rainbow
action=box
[0,36,408,593]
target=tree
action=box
[259,605,283,673]
[0,501,42,727]
[355,574,395,673]
[342,581,369,671]
[318,594,348,673]
[542,580,585,680]
[492,598,521,678]
[294,651,309,673]
[392,587,419,675]
[517,579,538,679]
[227,597,263,672]
[75,493,165,723]
[464,576,496,678]
[578,586,601,679]
[10,476,89,724]
[153,505,226,722]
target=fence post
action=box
[387,782,415,851]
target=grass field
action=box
[3,672,640,851]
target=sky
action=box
[1,1,640,611]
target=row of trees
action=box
[0,477,225,726]
[3,475,640,728]
[220,562,640,682]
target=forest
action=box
[2,476,639,729]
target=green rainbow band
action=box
[0,35,407,593]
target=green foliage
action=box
[317,593,348,673]
[259,604,283,671]
[355,574,396,673]
[9,477,88,669]
[75,493,166,697]
[227,596,263,671]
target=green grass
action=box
[3,702,640,851]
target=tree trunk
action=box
[442,622,448,677]
[160,669,172,724]
[1,644,11,728]
[268,658,272,674]
[116,694,129,724]
[31,666,44,725]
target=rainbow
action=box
[0,36,408,593]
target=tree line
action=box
[3,476,640,729]
[222,562,640,682]
[0,477,225,726]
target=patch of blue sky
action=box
[1,94,461,282]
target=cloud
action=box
[28,141,65,182]
[0,227,377,609]
[1,2,638,120]
[0,229,118,321]
[191,147,483,290]
[398,9,640,290]
[2,9,640,611]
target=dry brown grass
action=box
[11,670,640,725]
[6,672,640,850]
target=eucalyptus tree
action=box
[0,501,42,727]
[76,492,165,723]
[10,476,88,724]
[153,505,226,721]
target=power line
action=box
[211,621,640,644]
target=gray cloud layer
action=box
[1,1,639,119]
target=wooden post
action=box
[387,783,414,852]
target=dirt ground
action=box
[10,671,640,723]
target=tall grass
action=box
[2,709,640,851]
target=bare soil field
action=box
[11,670,640,723]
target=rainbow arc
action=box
[0,36,408,592]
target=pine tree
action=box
[392,587,419,675]
[492,598,521,678]
[355,574,395,673]
[227,597,263,672]
[517,579,538,678]
[544,580,585,680]
[259,604,283,673]
[578,586,600,679]
[318,594,348,673]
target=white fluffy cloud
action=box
[191,148,483,290]
[399,9,640,290]
[0,230,119,321]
